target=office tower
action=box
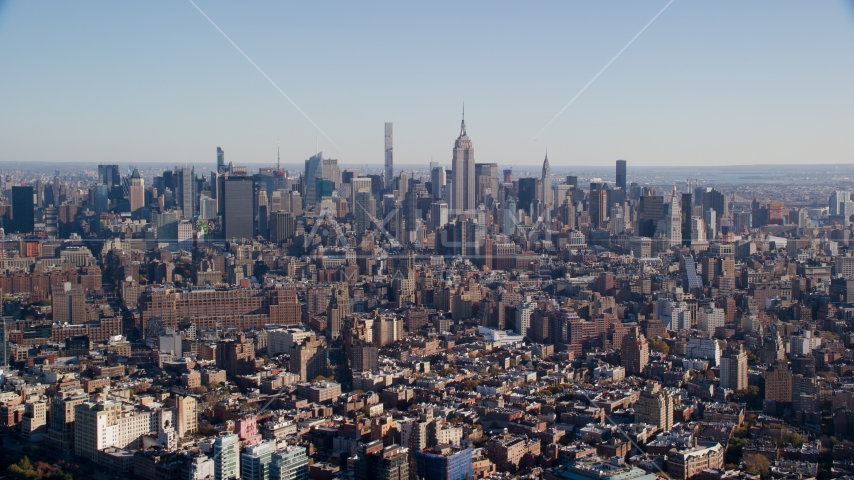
[680,193,693,246]
[351,177,372,208]
[304,152,340,207]
[200,194,217,220]
[98,164,121,187]
[354,190,376,236]
[720,345,748,391]
[415,445,474,480]
[129,168,145,217]
[270,211,294,243]
[621,328,649,374]
[398,170,409,199]
[451,111,475,215]
[241,439,275,480]
[616,159,627,191]
[667,186,682,247]
[696,187,726,227]
[691,216,706,242]
[475,163,499,206]
[178,220,195,250]
[93,184,109,214]
[355,442,409,480]
[542,153,552,206]
[589,183,609,229]
[403,191,418,244]
[304,152,322,207]
[385,122,394,185]
[431,201,449,230]
[270,445,308,480]
[223,176,255,240]
[634,383,674,432]
[217,147,226,173]
[503,197,517,235]
[518,178,538,217]
[178,166,195,218]
[11,185,35,233]
[216,334,256,376]
[638,194,664,237]
[705,208,717,240]
[214,433,240,480]
[431,166,447,200]
[52,175,60,206]
[830,191,850,216]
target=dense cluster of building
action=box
[1,116,854,480]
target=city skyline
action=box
[1,1,853,166]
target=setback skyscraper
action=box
[384,122,393,187]
[129,168,145,219]
[451,110,475,215]
[542,153,552,207]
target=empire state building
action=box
[452,110,475,216]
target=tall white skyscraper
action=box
[451,110,475,216]
[385,122,393,186]
[668,185,682,247]
[542,153,552,207]
[431,165,446,200]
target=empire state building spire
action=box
[459,103,467,137]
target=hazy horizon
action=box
[2,1,853,167]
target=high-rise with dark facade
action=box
[97,165,120,187]
[11,185,35,234]
[518,178,538,217]
[216,146,225,173]
[616,159,627,191]
[223,176,255,240]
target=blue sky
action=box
[1,1,853,168]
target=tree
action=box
[649,339,669,355]
[742,453,770,477]
[790,432,804,447]
[733,386,762,409]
